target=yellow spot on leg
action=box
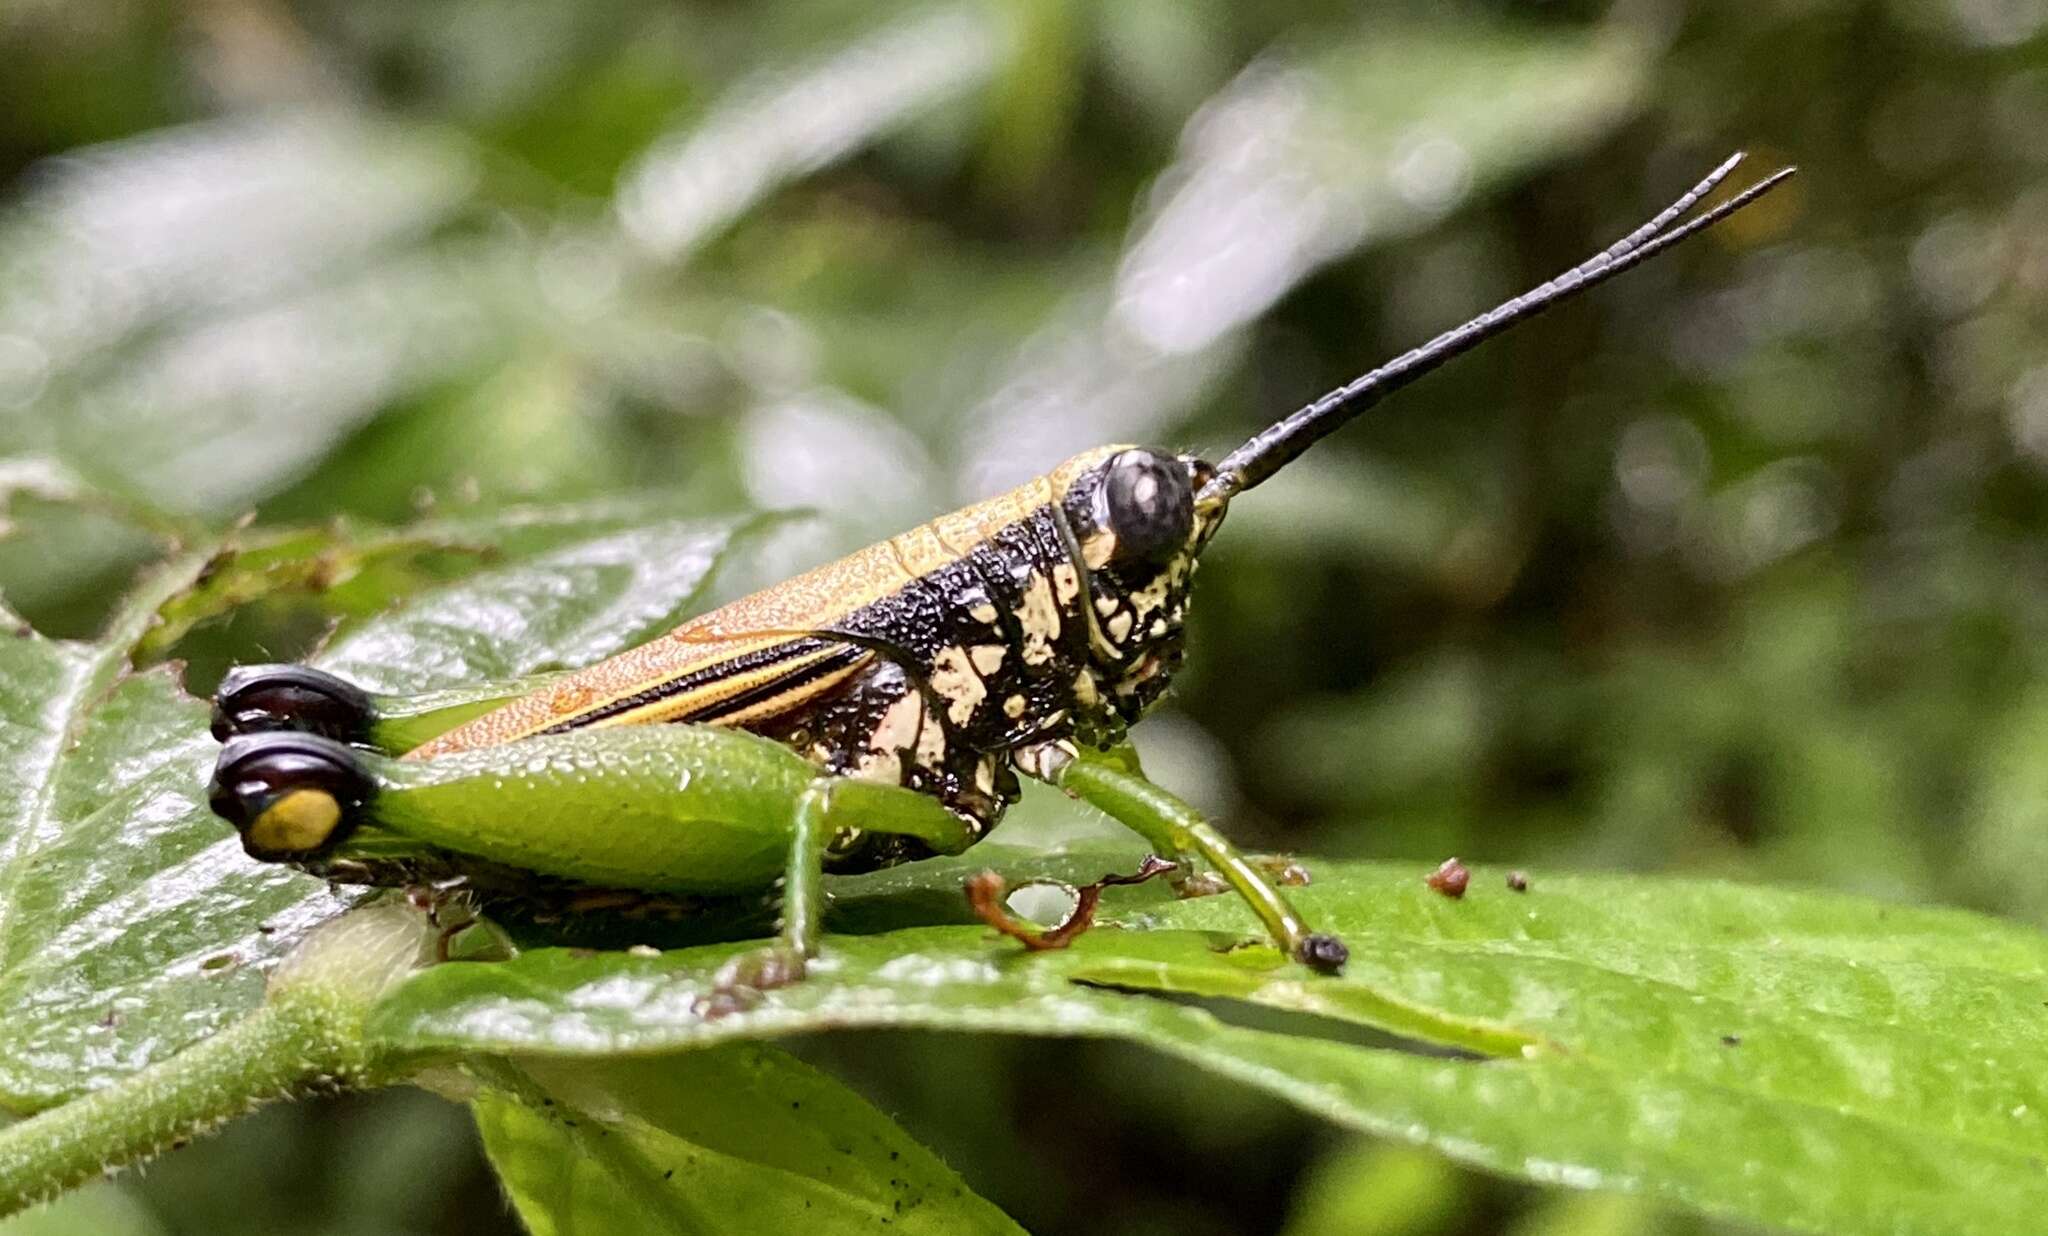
[249,788,342,854]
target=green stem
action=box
[0,891,441,1220]
[0,989,389,1218]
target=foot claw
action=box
[1171,870,1231,899]
[1294,932,1348,974]
[696,944,807,1018]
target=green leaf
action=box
[474,1046,1024,1235]
[0,549,357,1113]
[133,523,497,667]
[0,1180,164,1236]
[371,853,2048,1236]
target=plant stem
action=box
[0,988,389,1218]
[0,886,447,1226]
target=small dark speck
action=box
[791,1101,800,1110]
[1506,871,1529,893]
[1721,1034,1742,1047]
[200,953,237,973]
[256,922,277,934]
[889,1151,899,1161]
[664,1170,674,1180]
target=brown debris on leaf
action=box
[967,855,1178,951]
[1426,857,1470,899]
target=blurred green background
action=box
[0,0,2034,1232]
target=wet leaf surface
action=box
[375,850,2048,1236]
[0,553,356,1113]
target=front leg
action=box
[1021,741,1347,973]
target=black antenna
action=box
[1201,153,1798,501]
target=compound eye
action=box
[209,733,374,861]
[211,665,374,744]
[1100,449,1194,567]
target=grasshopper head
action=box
[1056,447,1225,724]
[209,732,374,861]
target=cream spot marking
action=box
[871,693,923,754]
[1003,694,1027,718]
[1018,571,1062,665]
[1051,562,1080,605]
[1105,611,1134,642]
[969,644,1006,675]
[969,602,999,625]
[915,709,946,768]
[1095,595,1119,617]
[1013,738,1078,781]
[856,749,902,784]
[1129,575,1171,621]
[1073,670,1099,707]
[1149,618,1167,637]
[974,757,997,794]
[929,646,989,726]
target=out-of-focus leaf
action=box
[1503,1192,1681,1236]
[0,552,357,1113]
[615,4,1006,263]
[0,112,474,382]
[959,20,1649,494]
[51,239,535,519]
[0,1180,164,1236]
[474,1046,1024,1235]
[1279,1142,1473,1236]
[373,854,2048,1236]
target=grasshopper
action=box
[207,154,1793,993]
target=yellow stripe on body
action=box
[403,446,1124,761]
